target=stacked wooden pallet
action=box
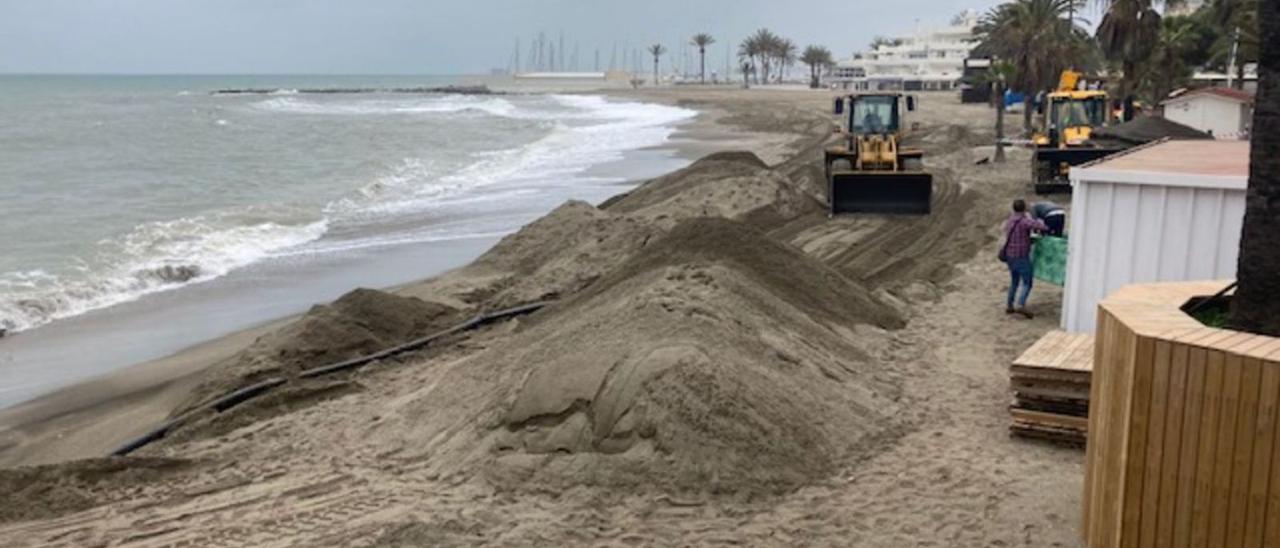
[1010,330,1095,445]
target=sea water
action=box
[0,75,695,406]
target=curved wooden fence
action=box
[1083,281,1280,547]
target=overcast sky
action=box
[0,0,1020,74]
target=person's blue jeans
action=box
[1007,256,1034,309]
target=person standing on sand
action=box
[1031,201,1066,237]
[1001,199,1047,318]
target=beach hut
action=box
[1160,87,1255,139]
[1062,139,1250,333]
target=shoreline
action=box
[0,89,819,466]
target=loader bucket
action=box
[829,170,933,215]
[1032,146,1125,194]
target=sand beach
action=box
[0,87,1085,547]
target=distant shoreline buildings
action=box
[831,11,980,91]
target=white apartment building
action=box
[832,11,980,91]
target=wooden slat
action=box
[1122,336,1157,548]
[1265,363,1280,547]
[1087,311,1124,547]
[1242,338,1280,360]
[1010,408,1089,431]
[1171,346,1207,548]
[1155,341,1188,548]
[1010,366,1090,384]
[1229,334,1275,356]
[1101,320,1133,548]
[1226,357,1263,547]
[1190,350,1226,548]
[1207,351,1243,546]
[1138,340,1172,547]
[1243,361,1279,547]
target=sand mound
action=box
[444,152,819,308]
[177,288,458,414]
[0,457,188,523]
[465,201,663,307]
[604,151,819,227]
[378,218,903,494]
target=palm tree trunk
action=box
[1122,59,1137,121]
[653,57,659,86]
[995,81,1007,163]
[1023,97,1033,133]
[1228,0,1280,336]
[699,47,706,84]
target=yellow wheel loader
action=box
[823,93,933,215]
[1031,70,1123,194]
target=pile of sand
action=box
[0,457,188,523]
[423,151,821,308]
[369,219,903,494]
[175,288,458,415]
[604,151,819,227]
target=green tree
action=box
[1228,0,1280,335]
[975,0,1094,131]
[748,28,781,83]
[1137,14,1213,104]
[1206,0,1259,89]
[777,39,798,83]
[1095,0,1183,115]
[801,45,834,88]
[647,43,667,85]
[691,33,715,84]
[738,36,762,84]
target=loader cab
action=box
[1038,91,1110,147]
[834,94,912,135]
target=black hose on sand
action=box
[109,301,550,457]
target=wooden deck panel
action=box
[1013,330,1095,374]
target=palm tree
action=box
[1139,15,1205,104]
[777,39,799,83]
[691,33,715,84]
[800,45,834,88]
[647,44,667,85]
[1206,0,1259,90]
[738,36,762,84]
[1228,0,1279,335]
[748,28,781,83]
[983,60,1017,162]
[1095,0,1183,118]
[975,0,1093,131]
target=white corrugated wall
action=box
[1061,180,1246,332]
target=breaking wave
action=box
[0,213,327,333]
[253,95,518,117]
[0,94,695,334]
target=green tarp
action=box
[1033,235,1068,286]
